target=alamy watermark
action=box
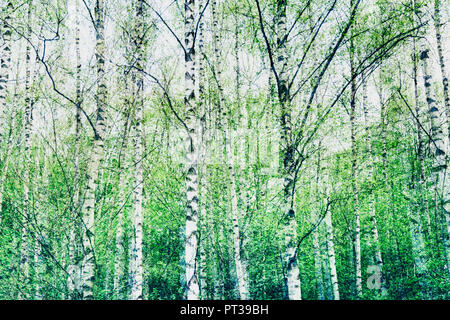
[366,265,382,290]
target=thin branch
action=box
[143,0,186,55]
[254,0,280,92]
[397,89,439,151]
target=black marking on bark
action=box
[420,50,429,60]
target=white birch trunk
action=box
[349,27,362,297]
[68,0,83,298]
[323,175,340,300]
[312,155,324,300]
[184,0,200,300]
[197,0,208,298]
[19,3,33,298]
[433,0,450,141]
[0,0,13,149]
[274,0,301,300]
[420,44,450,281]
[0,38,20,217]
[0,0,12,138]
[226,129,250,299]
[325,209,340,300]
[129,0,145,300]
[81,0,107,299]
[113,87,131,299]
[432,0,450,278]
[362,84,387,294]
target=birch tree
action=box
[129,0,145,300]
[81,0,108,300]
[184,0,200,300]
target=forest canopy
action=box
[0,0,449,300]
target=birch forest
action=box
[0,0,449,300]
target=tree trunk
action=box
[420,44,450,280]
[362,83,387,295]
[198,0,208,299]
[19,2,33,298]
[30,38,43,300]
[433,0,450,141]
[312,152,324,300]
[323,174,340,300]
[349,30,362,297]
[321,234,333,300]
[0,32,20,218]
[325,208,340,300]
[184,0,200,300]
[68,0,82,299]
[129,0,145,301]
[226,127,249,299]
[432,0,450,278]
[113,79,131,300]
[0,0,13,144]
[273,0,302,300]
[81,0,107,300]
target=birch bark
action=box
[184,0,200,300]
[432,0,450,278]
[349,28,362,297]
[323,175,340,300]
[0,0,12,142]
[0,26,19,218]
[325,209,340,300]
[275,0,301,300]
[19,2,33,298]
[312,152,324,300]
[362,83,387,294]
[81,0,108,300]
[129,0,145,300]
[113,80,131,299]
[420,44,450,281]
[198,0,208,299]
[433,0,450,140]
[68,0,82,298]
